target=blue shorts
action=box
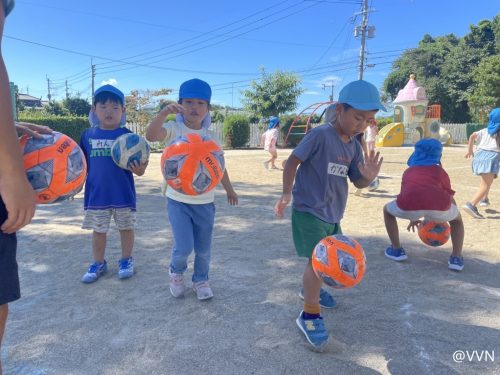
[472,150,500,177]
[0,232,20,305]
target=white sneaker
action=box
[193,280,214,300]
[169,270,186,298]
[479,199,490,207]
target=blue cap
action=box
[487,108,500,135]
[179,79,212,103]
[94,85,125,105]
[338,80,386,111]
[407,138,442,167]
[268,116,280,129]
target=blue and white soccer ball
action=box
[111,133,150,170]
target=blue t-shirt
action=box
[292,124,364,224]
[80,127,136,211]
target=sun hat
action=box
[338,80,386,111]
[93,85,125,105]
[407,138,442,167]
[179,78,212,103]
[268,116,280,129]
[487,108,500,135]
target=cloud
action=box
[101,78,118,86]
[304,91,321,95]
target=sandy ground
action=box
[2,145,499,375]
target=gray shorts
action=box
[385,201,459,222]
[82,208,136,233]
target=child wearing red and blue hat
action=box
[383,138,465,271]
[462,108,500,219]
[260,116,280,170]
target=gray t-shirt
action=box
[292,124,364,224]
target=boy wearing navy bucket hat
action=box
[274,79,384,351]
[146,78,238,301]
[383,138,465,271]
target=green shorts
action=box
[292,209,342,258]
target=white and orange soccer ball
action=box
[161,133,225,195]
[20,132,87,204]
[311,234,366,289]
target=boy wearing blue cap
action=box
[260,116,281,169]
[462,108,500,218]
[79,85,148,283]
[383,138,464,271]
[274,80,384,351]
[146,78,238,300]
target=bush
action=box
[466,123,485,139]
[18,114,89,142]
[223,114,250,148]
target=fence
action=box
[441,123,486,144]
[126,122,285,149]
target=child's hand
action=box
[129,160,148,176]
[274,193,291,218]
[16,122,53,138]
[358,150,383,182]
[464,151,474,159]
[160,103,184,117]
[226,189,238,205]
[407,220,421,232]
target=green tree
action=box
[125,88,172,132]
[468,54,500,122]
[45,101,69,116]
[63,97,90,116]
[242,68,304,118]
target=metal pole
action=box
[358,0,368,80]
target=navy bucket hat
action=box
[407,138,442,167]
[179,79,212,103]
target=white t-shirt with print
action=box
[475,128,500,153]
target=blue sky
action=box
[4,0,499,113]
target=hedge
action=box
[18,115,89,142]
[223,114,250,148]
[465,123,485,140]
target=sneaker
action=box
[193,280,214,300]
[479,198,490,207]
[169,270,186,298]
[448,256,464,271]
[462,202,484,219]
[81,261,107,283]
[295,311,329,351]
[299,288,336,309]
[385,246,408,261]
[118,257,134,279]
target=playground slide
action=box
[376,122,404,147]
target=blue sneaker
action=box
[296,311,329,351]
[299,288,337,309]
[118,257,134,279]
[385,246,408,261]
[448,256,464,271]
[81,261,107,283]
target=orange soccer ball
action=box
[161,133,225,195]
[311,234,366,289]
[418,220,450,247]
[20,132,87,204]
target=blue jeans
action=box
[167,198,215,283]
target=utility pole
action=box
[46,75,51,101]
[354,0,376,80]
[65,80,69,99]
[322,80,334,102]
[231,83,234,108]
[91,58,96,98]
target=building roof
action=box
[393,74,427,104]
[18,93,42,101]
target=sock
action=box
[303,302,321,320]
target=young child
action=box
[364,119,378,152]
[261,116,280,170]
[383,138,465,271]
[274,80,384,351]
[80,85,147,283]
[146,78,238,300]
[462,108,500,219]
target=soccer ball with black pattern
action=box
[20,132,87,204]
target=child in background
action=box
[274,80,384,351]
[383,138,465,271]
[462,108,500,219]
[365,119,378,152]
[261,116,280,170]
[146,78,238,300]
[80,85,148,283]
